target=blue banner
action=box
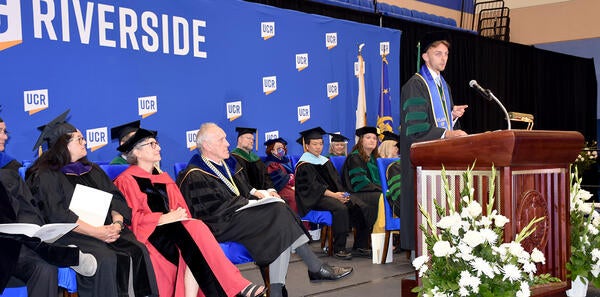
[0,0,400,176]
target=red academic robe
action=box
[114,165,250,297]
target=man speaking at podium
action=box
[398,32,468,255]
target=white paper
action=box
[69,184,113,227]
[235,196,285,212]
[0,223,77,243]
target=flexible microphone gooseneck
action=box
[469,80,511,130]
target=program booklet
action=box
[235,195,285,212]
[69,184,113,227]
[0,223,77,243]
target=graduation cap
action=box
[235,127,257,138]
[355,126,378,137]
[296,127,327,145]
[110,120,141,142]
[381,131,399,142]
[417,31,451,71]
[264,137,287,147]
[419,31,450,52]
[329,133,349,143]
[32,109,77,151]
[117,128,157,153]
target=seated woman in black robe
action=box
[340,126,382,257]
[0,117,95,296]
[25,110,159,297]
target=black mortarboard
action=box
[32,109,77,151]
[235,127,257,138]
[329,133,349,143]
[355,126,378,137]
[419,31,450,53]
[117,128,157,153]
[264,137,287,147]
[296,127,327,145]
[110,120,141,142]
[381,131,399,142]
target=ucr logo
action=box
[325,33,337,50]
[86,127,108,152]
[0,0,23,51]
[23,89,49,115]
[380,41,390,56]
[261,22,275,40]
[295,53,308,72]
[262,76,277,95]
[327,82,339,100]
[226,101,242,121]
[138,95,158,118]
[264,130,279,142]
[297,105,310,124]
[186,129,199,151]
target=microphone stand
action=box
[487,90,511,130]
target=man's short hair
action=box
[195,122,219,151]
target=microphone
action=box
[468,79,512,130]
[469,80,491,101]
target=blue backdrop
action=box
[0,0,400,177]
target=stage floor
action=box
[238,240,600,297]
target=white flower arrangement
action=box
[412,165,546,297]
[566,167,600,288]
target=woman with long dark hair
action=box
[340,126,381,257]
[25,110,159,297]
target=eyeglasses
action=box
[69,136,85,145]
[137,141,160,150]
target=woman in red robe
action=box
[113,128,265,297]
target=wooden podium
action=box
[406,130,583,296]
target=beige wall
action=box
[508,0,600,44]
[381,0,600,45]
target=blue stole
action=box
[416,65,452,130]
[298,152,329,165]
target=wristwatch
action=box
[113,220,125,230]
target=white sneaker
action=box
[70,249,97,277]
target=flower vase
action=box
[566,276,589,297]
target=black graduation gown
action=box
[340,153,380,227]
[176,155,307,267]
[26,164,158,297]
[340,153,381,249]
[231,151,275,191]
[399,74,459,250]
[295,160,351,251]
[0,168,78,295]
[294,160,343,217]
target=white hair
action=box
[195,122,219,152]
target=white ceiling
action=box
[501,0,571,9]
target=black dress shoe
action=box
[308,263,353,282]
[352,248,372,258]
[334,250,353,260]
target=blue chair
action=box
[301,210,333,256]
[288,155,301,171]
[0,287,27,297]
[99,164,129,180]
[18,167,26,180]
[329,156,346,176]
[376,157,401,264]
[58,268,77,293]
[173,162,187,178]
[0,268,77,297]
